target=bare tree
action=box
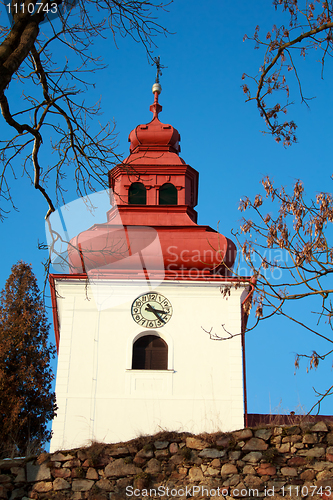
[231,176,333,413]
[233,0,333,413]
[0,0,169,220]
[242,0,333,146]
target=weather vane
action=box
[153,56,166,84]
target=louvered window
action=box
[159,183,177,205]
[128,182,146,205]
[132,335,168,370]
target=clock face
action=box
[131,292,173,328]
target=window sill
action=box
[126,369,174,373]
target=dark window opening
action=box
[159,183,177,205]
[128,182,146,205]
[132,335,168,370]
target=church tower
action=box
[50,76,252,452]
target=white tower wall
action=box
[50,279,248,452]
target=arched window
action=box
[132,335,168,370]
[128,182,146,205]
[159,183,177,205]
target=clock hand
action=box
[145,304,166,323]
[145,304,167,314]
[147,308,165,323]
[146,305,166,314]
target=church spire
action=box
[150,56,163,119]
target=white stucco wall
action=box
[50,279,248,452]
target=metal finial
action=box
[153,56,164,84]
[152,56,167,95]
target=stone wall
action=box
[1,421,333,500]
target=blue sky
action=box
[1,0,333,417]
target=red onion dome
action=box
[128,85,180,155]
